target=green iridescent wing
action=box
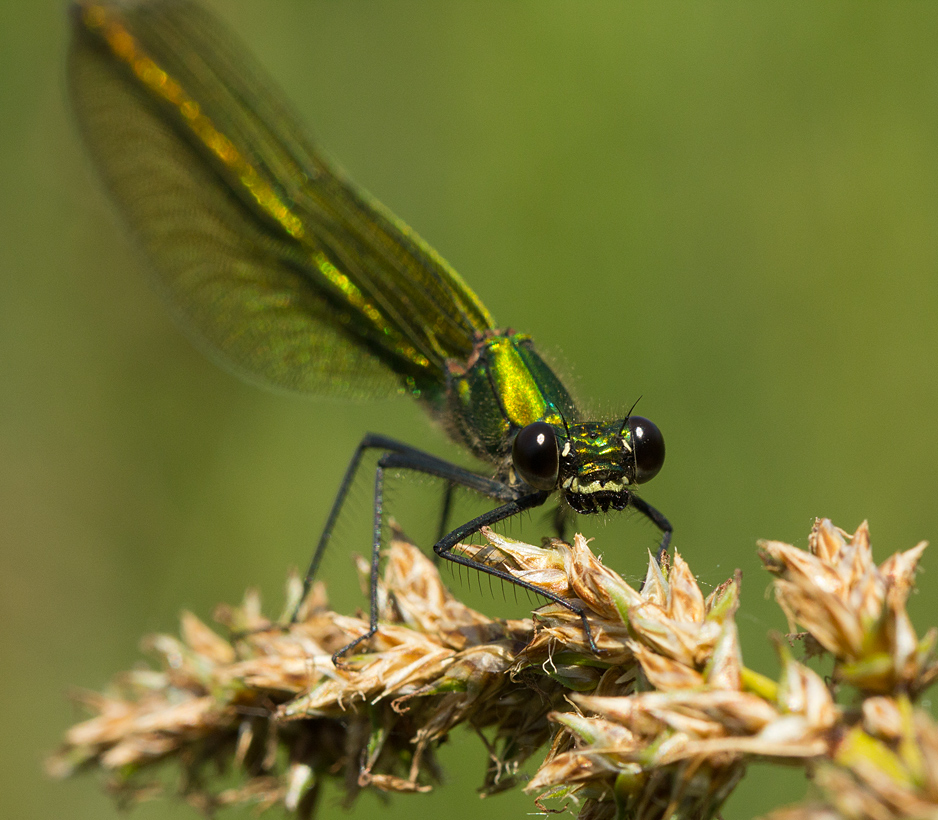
[68,0,496,399]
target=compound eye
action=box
[512,421,559,491]
[629,416,665,484]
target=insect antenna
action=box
[620,395,643,434]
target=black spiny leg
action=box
[630,494,672,565]
[329,443,603,661]
[328,444,522,663]
[429,493,599,653]
[436,480,457,545]
[292,434,423,625]
[301,435,654,663]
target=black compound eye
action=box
[512,421,559,491]
[629,416,665,484]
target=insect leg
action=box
[629,495,673,564]
[293,433,462,624]
[429,493,598,653]
[435,480,457,545]
[330,446,519,662]
[359,448,601,653]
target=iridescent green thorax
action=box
[442,331,578,463]
[558,421,635,514]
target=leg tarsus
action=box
[578,608,598,654]
[331,626,376,668]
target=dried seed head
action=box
[48,519,937,820]
[760,519,937,695]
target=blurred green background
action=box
[3,1,938,818]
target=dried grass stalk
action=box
[48,519,938,819]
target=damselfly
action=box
[69,0,672,655]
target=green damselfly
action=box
[68,0,671,656]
